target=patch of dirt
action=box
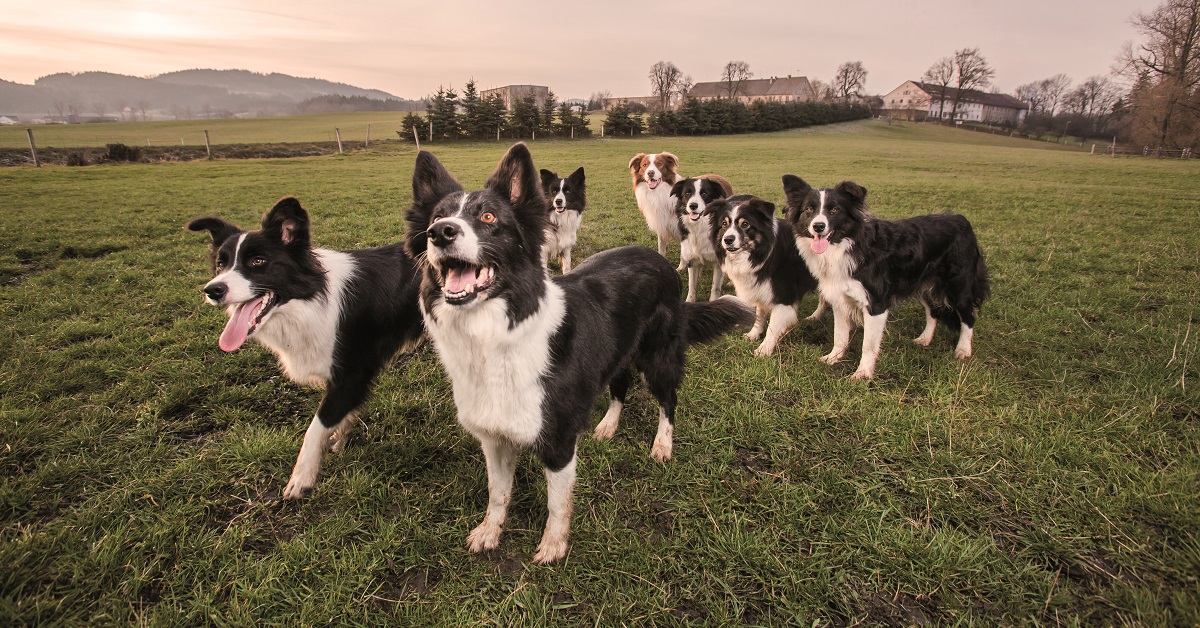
[857,591,940,627]
[372,560,443,609]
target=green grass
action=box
[1,120,1198,625]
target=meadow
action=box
[1,120,1197,625]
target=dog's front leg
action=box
[709,266,725,301]
[467,435,519,554]
[754,304,799,357]
[533,451,577,564]
[745,306,768,341]
[821,302,854,365]
[562,249,572,273]
[851,309,889,380]
[284,381,366,499]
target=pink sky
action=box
[1,0,1160,100]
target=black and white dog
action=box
[706,194,821,356]
[539,167,585,273]
[406,143,752,563]
[782,175,990,379]
[671,175,732,302]
[188,198,424,499]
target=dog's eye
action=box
[737,219,749,230]
[721,217,730,228]
[803,207,813,214]
[830,207,840,214]
[249,256,267,268]
[216,254,228,269]
[480,212,496,224]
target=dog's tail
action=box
[972,248,991,308]
[684,295,756,345]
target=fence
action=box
[1088,144,1195,159]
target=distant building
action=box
[481,85,551,110]
[0,116,18,125]
[688,76,816,105]
[882,81,1029,125]
[601,95,660,112]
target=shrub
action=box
[105,143,142,162]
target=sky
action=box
[1,0,1161,101]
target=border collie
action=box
[629,152,682,258]
[539,167,585,273]
[782,175,990,379]
[406,143,753,563]
[706,194,822,357]
[671,175,733,302]
[187,198,424,499]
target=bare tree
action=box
[1118,0,1200,147]
[677,75,694,103]
[1016,74,1072,115]
[91,101,108,119]
[649,61,683,111]
[833,61,868,99]
[136,100,151,121]
[51,100,68,122]
[587,90,612,111]
[923,57,954,119]
[949,47,995,120]
[720,61,753,100]
[808,78,834,101]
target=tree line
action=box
[399,80,591,142]
[647,98,872,136]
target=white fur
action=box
[533,453,577,564]
[593,399,622,441]
[955,323,974,359]
[679,209,724,302]
[544,209,582,272]
[634,154,681,257]
[650,408,674,462]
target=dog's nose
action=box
[555,199,564,207]
[723,235,736,246]
[812,222,826,234]
[427,221,460,246]
[204,282,228,302]
[688,202,698,211]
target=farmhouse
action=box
[688,76,816,105]
[480,85,550,111]
[882,80,1029,125]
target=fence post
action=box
[365,124,371,147]
[204,130,212,160]
[601,124,604,138]
[496,126,500,141]
[335,128,343,153]
[26,128,39,168]
[1090,144,1095,155]
[429,120,433,141]
[412,126,420,151]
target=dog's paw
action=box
[743,329,763,341]
[913,335,933,347]
[819,352,842,365]
[849,368,874,381]
[593,419,618,442]
[955,346,972,360]
[531,536,569,565]
[650,436,673,463]
[466,520,502,554]
[752,343,775,357]
[283,476,314,501]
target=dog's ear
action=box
[487,143,547,261]
[407,150,463,257]
[487,142,544,213]
[702,197,727,218]
[781,175,813,206]
[747,197,777,219]
[568,166,585,187]
[670,179,687,199]
[261,197,310,247]
[187,217,242,249]
[628,153,646,171]
[659,153,679,182]
[835,180,868,204]
[539,168,558,192]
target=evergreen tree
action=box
[426,86,460,141]
[399,111,425,142]
[484,94,507,140]
[539,89,558,137]
[459,80,486,140]
[557,101,591,138]
[603,103,644,136]
[508,93,540,139]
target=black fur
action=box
[671,176,728,237]
[781,175,990,323]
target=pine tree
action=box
[459,80,485,140]
[539,89,558,137]
[508,93,540,139]
[426,86,460,141]
[399,111,425,142]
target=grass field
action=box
[1,120,1198,625]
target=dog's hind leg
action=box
[467,435,519,554]
[658,234,669,258]
[807,294,828,320]
[594,370,632,442]
[327,411,357,454]
[913,300,937,346]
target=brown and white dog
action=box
[629,152,682,258]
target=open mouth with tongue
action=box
[439,260,496,305]
[646,175,661,190]
[810,233,830,254]
[554,205,566,214]
[219,292,276,352]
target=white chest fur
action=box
[253,249,354,388]
[799,238,868,317]
[635,184,681,239]
[422,283,567,447]
[721,252,777,308]
[545,210,582,257]
[679,215,718,264]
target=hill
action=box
[0,70,412,121]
